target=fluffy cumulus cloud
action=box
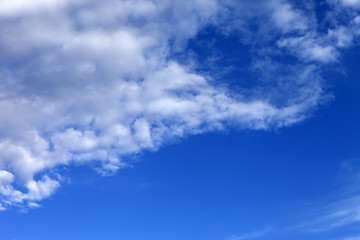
[0,0,359,209]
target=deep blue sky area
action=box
[1,1,360,240]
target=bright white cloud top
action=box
[0,0,359,210]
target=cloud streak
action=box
[227,228,271,240]
[289,159,360,240]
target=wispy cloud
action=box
[343,237,360,240]
[227,227,271,240]
[291,159,360,239]
[304,196,360,233]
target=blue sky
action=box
[1,0,360,239]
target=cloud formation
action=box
[0,0,359,209]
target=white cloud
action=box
[0,0,71,16]
[340,0,360,7]
[328,27,354,47]
[0,0,358,209]
[269,1,309,32]
[277,34,339,63]
[25,176,60,201]
[276,13,360,63]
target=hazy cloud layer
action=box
[0,0,359,209]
